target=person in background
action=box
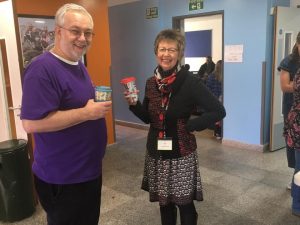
[123,29,226,225]
[20,3,112,225]
[197,55,215,84]
[206,60,223,139]
[278,32,300,191]
[285,68,300,218]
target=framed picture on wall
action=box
[17,15,55,68]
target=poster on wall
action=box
[224,44,244,63]
[18,15,55,68]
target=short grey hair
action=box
[55,3,93,27]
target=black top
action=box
[277,54,300,117]
[197,62,215,78]
[130,65,226,159]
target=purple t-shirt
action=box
[21,52,107,184]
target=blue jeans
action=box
[292,150,300,213]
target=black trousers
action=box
[286,145,296,169]
[34,175,102,225]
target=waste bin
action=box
[0,139,35,222]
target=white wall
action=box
[0,0,27,141]
[184,14,222,71]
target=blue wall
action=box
[108,0,289,147]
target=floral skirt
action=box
[285,106,300,149]
[141,151,203,206]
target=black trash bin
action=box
[0,139,35,222]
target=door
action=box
[0,0,27,142]
[0,39,17,141]
[270,6,300,151]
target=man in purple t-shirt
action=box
[20,3,112,225]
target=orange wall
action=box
[14,0,115,144]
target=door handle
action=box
[8,105,21,110]
[8,105,21,117]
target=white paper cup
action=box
[120,77,138,102]
[95,86,112,102]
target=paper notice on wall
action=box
[224,45,243,63]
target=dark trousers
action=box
[292,150,300,213]
[286,145,296,168]
[34,175,102,225]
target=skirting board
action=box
[222,139,268,152]
[115,120,269,152]
[115,120,149,130]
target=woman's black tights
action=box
[160,202,198,225]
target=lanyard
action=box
[158,92,172,138]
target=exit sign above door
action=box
[189,0,203,11]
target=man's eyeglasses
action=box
[158,48,178,54]
[59,26,95,39]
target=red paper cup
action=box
[120,77,138,102]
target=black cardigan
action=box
[130,65,226,159]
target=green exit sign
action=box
[189,0,203,11]
[146,7,158,19]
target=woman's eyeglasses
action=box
[157,48,178,54]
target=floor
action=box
[1,125,300,225]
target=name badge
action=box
[157,138,172,151]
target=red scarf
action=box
[154,66,179,138]
[154,68,177,93]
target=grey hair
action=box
[55,3,93,27]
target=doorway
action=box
[270,6,300,151]
[173,11,224,139]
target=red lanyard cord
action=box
[158,92,172,138]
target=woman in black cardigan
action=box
[124,29,226,225]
